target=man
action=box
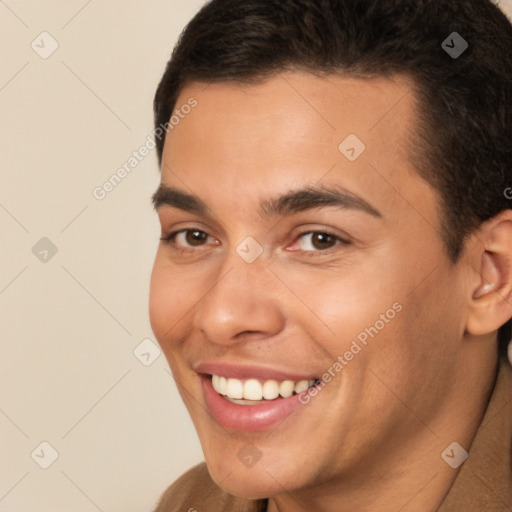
[149,0,512,510]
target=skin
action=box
[149,72,512,511]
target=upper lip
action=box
[195,361,318,382]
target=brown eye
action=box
[297,232,342,252]
[185,230,208,246]
[160,229,214,249]
[310,233,337,250]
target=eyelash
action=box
[159,229,351,256]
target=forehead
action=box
[170,72,416,143]
[161,72,438,229]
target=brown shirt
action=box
[154,357,512,512]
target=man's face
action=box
[149,73,467,498]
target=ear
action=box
[465,209,512,336]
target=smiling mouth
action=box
[210,374,320,405]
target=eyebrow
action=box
[151,183,383,219]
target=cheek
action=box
[279,264,402,358]
[148,255,186,349]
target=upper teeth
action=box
[211,375,316,401]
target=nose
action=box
[192,251,285,346]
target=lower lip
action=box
[201,375,308,432]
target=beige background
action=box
[0,1,206,511]
[1,1,511,511]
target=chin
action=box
[210,469,278,500]
[205,452,306,500]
